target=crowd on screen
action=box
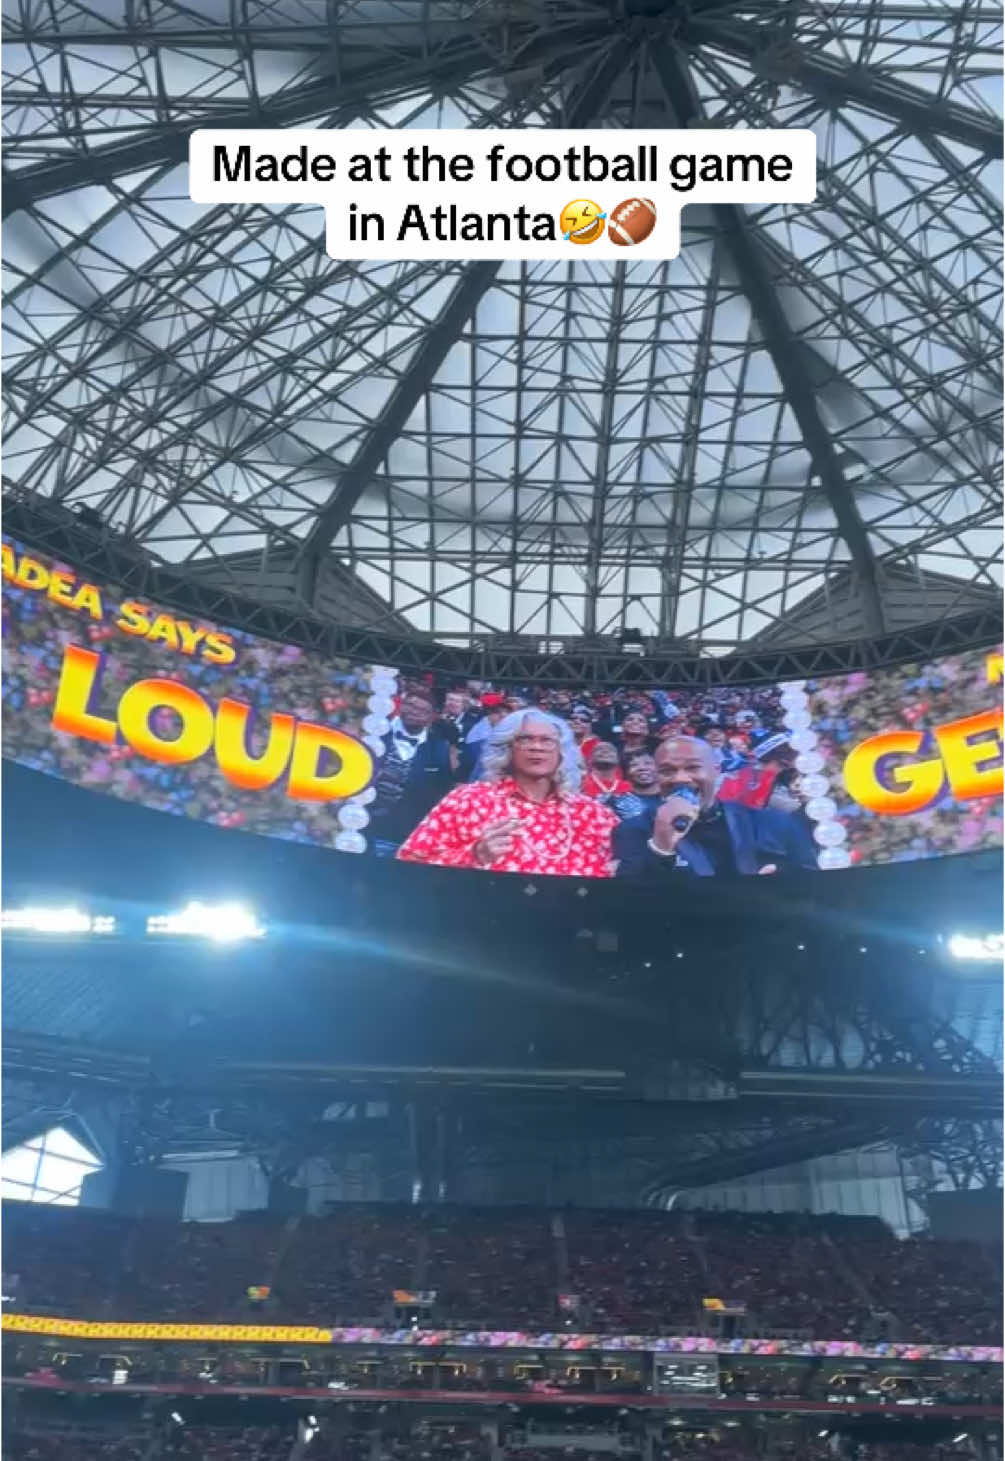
[4,1203,1001,1347]
[374,679,821,877]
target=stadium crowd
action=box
[424,1210,564,1329]
[3,1427,989,1460]
[3,1202,1000,1346]
[827,1227,1004,1351]
[562,1209,705,1331]
[162,1425,292,1460]
[277,1209,421,1325]
[5,1434,147,1461]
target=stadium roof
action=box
[3,0,1002,656]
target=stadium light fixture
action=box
[146,901,265,942]
[948,933,1003,962]
[1,907,116,935]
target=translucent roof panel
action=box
[1,1125,101,1206]
[2,0,1001,651]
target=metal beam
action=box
[296,262,503,605]
[3,494,998,681]
[4,7,999,224]
[682,16,1003,159]
[0,22,604,217]
[582,264,628,636]
[296,33,641,602]
[641,1115,897,1201]
[661,243,720,640]
[652,40,887,636]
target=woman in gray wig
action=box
[397,708,617,876]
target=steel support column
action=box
[295,34,641,601]
[651,39,887,636]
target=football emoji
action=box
[608,198,657,247]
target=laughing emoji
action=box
[560,199,606,245]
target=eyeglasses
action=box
[514,735,560,749]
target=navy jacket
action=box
[371,731,454,845]
[614,798,817,879]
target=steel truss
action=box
[4,928,1000,1202]
[3,495,998,684]
[898,1116,1003,1230]
[3,0,1001,653]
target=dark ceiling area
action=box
[3,759,1000,1063]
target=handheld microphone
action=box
[667,784,701,833]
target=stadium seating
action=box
[275,1209,421,1323]
[127,1215,282,1322]
[3,1199,1000,1345]
[562,1210,702,1330]
[162,1425,291,1459]
[5,1431,148,1460]
[827,1229,1003,1347]
[424,1209,559,1327]
[690,1211,870,1338]
[2,1204,133,1317]
[3,1430,980,1460]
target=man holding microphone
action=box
[614,736,817,878]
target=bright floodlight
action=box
[947,933,1003,962]
[1,908,116,935]
[146,901,265,942]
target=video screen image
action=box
[3,539,1001,881]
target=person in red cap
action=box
[459,691,507,780]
